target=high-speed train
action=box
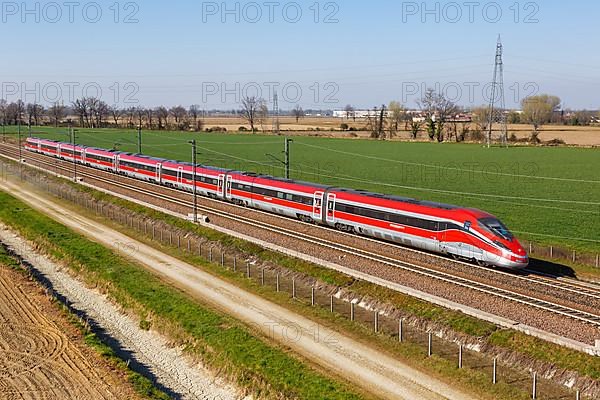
[24,137,529,269]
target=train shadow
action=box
[521,258,577,279]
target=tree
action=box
[409,119,423,139]
[344,104,355,121]
[258,102,269,132]
[367,106,387,139]
[170,106,187,130]
[291,104,304,123]
[387,101,406,138]
[26,103,44,126]
[521,94,561,132]
[507,111,521,124]
[470,106,489,141]
[189,104,202,131]
[0,99,6,127]
[109,105,123,128]
[418,89,458,142]
[155,106,169,130]
[15,100,25,126]
[93,100,109,128]
[49,102,67,127]
[146,108,155,130]
[240,96,265,133]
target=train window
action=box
[277,192,285,199]
[478,218,514,240]
[286,194,293,201]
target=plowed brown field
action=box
[0,264,138,400]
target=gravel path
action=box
[0,176,477,400]
[0,224,242,400]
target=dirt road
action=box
[0,260,131,399]
[0,179,479,400]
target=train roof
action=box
[335,188,461,211]
[248,174,331,189]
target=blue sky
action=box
[1,0,599,110]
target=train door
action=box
[156,163,162,183]
[114,155,119,172]
[218,174,225,197]
[312,191,324,220]
[326,193,336,223]
[225,175,233,199]
[177,167,183,186]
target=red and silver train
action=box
[25,137,529,269]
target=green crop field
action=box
[5,126,600,254]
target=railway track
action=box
[3,143,600,330]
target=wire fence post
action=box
[261,268,265,286]
[399,319,403,342]
[596,254,599,268]
[458,345,463,369]
[311,286,315,306]
[276,274,280,292]
[233,256,237,271]
[292,278,296,299]
[374,311,379,333]
[576,390,580,400]
[330,296,334,313]
[350,302,355,321]
[493,358,497,385]
[428,332,432,357]
[532,372,537,400]
[209,247,213,262]
[246,262,250,278]
[221,252,224,266]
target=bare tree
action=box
[257,102,269,132]
[155,106,169,130]
[189,104,202,131]
[109,105,123,128]
[169,106,187,130]
[49,102,66,127]
[26,103,44,126]
[125,107,137,129]
[240,96,265,133]
[5,102,21,125]
[418,88,458,142]
[0,99,6,127]
[94,101,109,128]
[134,107,145,129]
[146,108,155,130]
[291,104,304,123]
